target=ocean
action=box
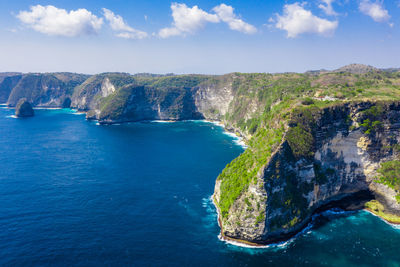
[0,107,399,266]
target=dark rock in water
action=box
[62,97,71,108]
[15,98,34,117]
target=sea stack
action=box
[15,98,34,117]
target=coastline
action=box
[212,194,315,249]
[212,190,395,248]
[200,119,247,149]
[364,207,400,226]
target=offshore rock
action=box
[15,98,34,117]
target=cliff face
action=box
[71,73,135,111]
[0,75,22,103]
[5,73,88,107]
[96,85,203,123]
[214,102,400,244]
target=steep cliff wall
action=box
[214,101,400,244]
[71,73,135,111]
[0,75,22,103]
[95,84,203,123]
[6,73,88,107]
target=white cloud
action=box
[17,5,103,37]
[159,3,219,38]
[359,0,390,23]
[273,3,338,38]
[212,4,257,34]
[102,8,148,39]
[318,0,337,16]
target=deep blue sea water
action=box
[1,107,400,266]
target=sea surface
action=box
[0,107,400,266]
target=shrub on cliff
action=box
[375,160,400,203]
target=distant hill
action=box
[334,64,379,74]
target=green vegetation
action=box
[99,85,140,120]
[374,160,400,203]
[255,212,265,226]
[365,200,400,224]
[286,107,319,158]
[360,105,384,135]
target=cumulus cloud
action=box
[212,4,257,34]
[159,3,219,38]
[359,0,390,23]
[102,8,148,39]
[318,0,337,16]
[273,3,338,38]
[17,5,103,37]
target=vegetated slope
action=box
[6,73,89,107]
[71,73,135,111]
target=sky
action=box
[0,0,399,74]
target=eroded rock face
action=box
[15,98,34,117]
[214,102,400,244]
[6,73,88,107]
[62,97,71,108]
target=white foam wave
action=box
[151,120,175,123]
[6,115,17,118]
[201,120,247,149]
[218,234,294,249]
[70,111,86,115]
[34,107,61,110]
[363,209,400,230]
[213,204,358,249]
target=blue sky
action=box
[0,0,399,74]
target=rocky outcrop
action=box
[193,75,235,121]
[71,73,135,111]
[15,98,34,117]
[214,101,400,245]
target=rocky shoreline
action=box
[213,189,400,247]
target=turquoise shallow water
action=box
[0,107,400,266]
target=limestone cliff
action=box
[71,73,134,112]
[213,101,400,244]
[96,84,203,124]
[6,73,88,107]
